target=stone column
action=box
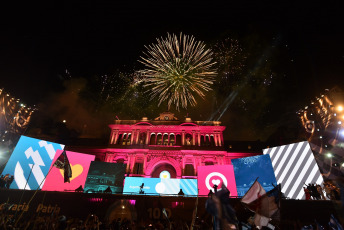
[182,156,185,175]
[109,130,115,144]
[198,132,201,146]
[136,129,140,144]
[130,131,135,145]
[143,154,147,174]
[146,130,150,145]
[182,131,185,145]
[193,156,197,175]
[130,154,136,173]
[218,133,223,146]
[214,132,218,146]
[114,130,119,145]
[105,153,114,163]
[192,131,195,145]
[126,155,131,173]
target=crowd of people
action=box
[303,181,341,200]
[0,212,203,230]
[0,174,14,189]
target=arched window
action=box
[185,133,192,146]
[150,133,156,145]
[126,134,131,145]
[169,134,175,146]
[122,134,127,145]
[210,135,215,146]
[205,135,210,146]
[157,134,162,145]
[184,164,195,176]
[139,132,146,145]
[163,134,169,145]
[117,134,123,145]
[201,135,206,146]
[116,158,125,164]
[175,134,182,146]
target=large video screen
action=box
[123,177,198,196]
[42,150,95,192]
[263,141,324,200]
[197,165,237,196]
[1,135,65,190]
[232,154,277,197]
[84,162,126,194]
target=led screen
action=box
[123,177,198,196]
[232,154,277,197]
[42,150,95,192]
[263,141,324,200]
[1,135,65,190]
[84,162,126,194]
[197,165,237,196]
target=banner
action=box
[123,177,198,196]
[197,165,237,196]
[42,150,95,192]
[1,135,64,190]
[84,162,126,194]
[232,155,277,197]
[263,141,324,199]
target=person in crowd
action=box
[75,185,84,192]
[316,184,326,200]
[5,175,14,189]
[0,175,5,188]
[304,187,311,200]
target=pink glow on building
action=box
[128,199,136,205]
[69,112,258,180]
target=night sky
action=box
[1,2,344,142]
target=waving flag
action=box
[53,150,72,183]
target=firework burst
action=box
[0,89,34,139]
[138,33,217,110]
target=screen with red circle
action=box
[197,165,237,196]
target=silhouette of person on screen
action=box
[139,183,144,194]
[213,184,218,193]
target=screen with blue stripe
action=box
[123,177,198,196]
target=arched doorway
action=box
[105,200,137,224]
[151,163,177,178]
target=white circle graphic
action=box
[155,182,166,193]
[205,172,228,192]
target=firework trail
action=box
[298,87,344,179]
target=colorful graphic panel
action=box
[42,150,95,192]
[263,141,324,200]
[232,155,277,197]
[1,136,65,190]
[197,165,237,196]
[123,177,198,196]
[84,162,126,194]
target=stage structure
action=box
[69,112,254,181]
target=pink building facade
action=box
[70,112,255,179]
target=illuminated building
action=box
[70,112,254,179]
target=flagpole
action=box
[15,164,55,226]
[13,164,34,220]
[190,190,199,230]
